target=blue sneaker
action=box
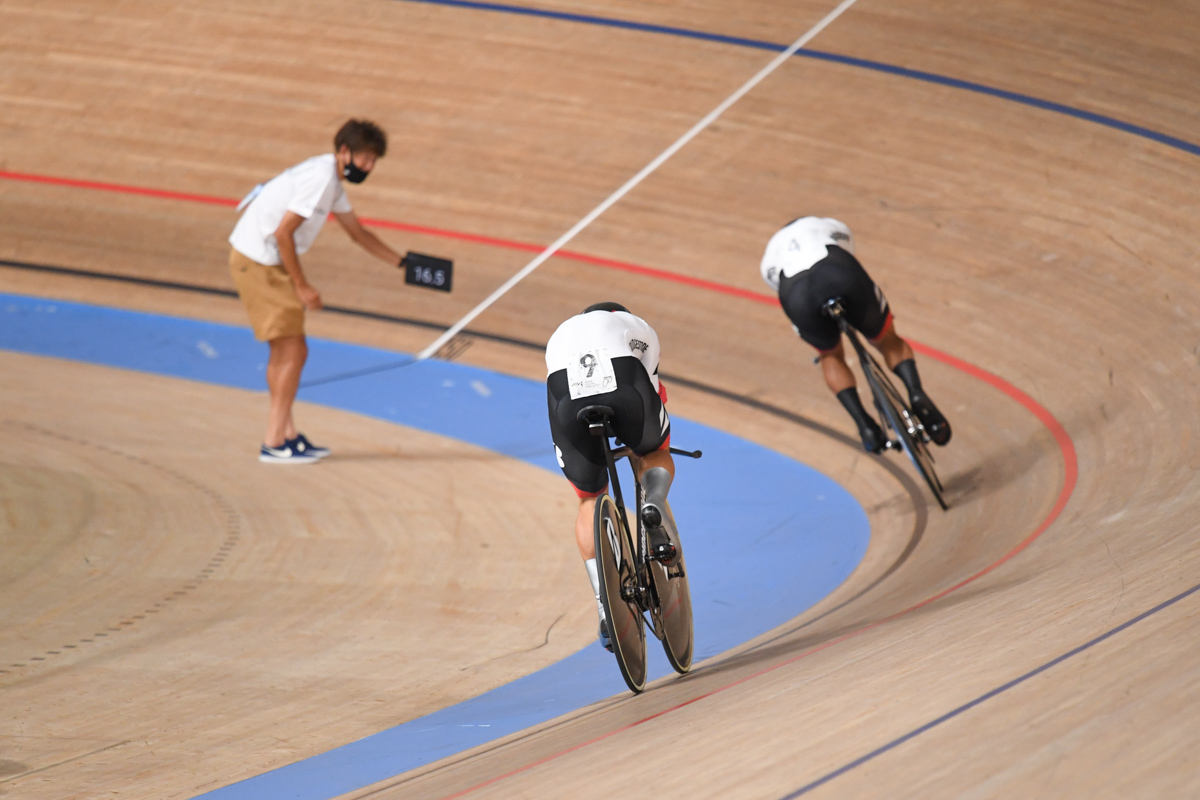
[259,442,319,464]
[289,433,330,459]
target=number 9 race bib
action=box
[567,348,618,399]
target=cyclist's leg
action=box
[869,323,913,368]
[894,369,952,446]
[636,451,677,563]
[573,497,599,559]
[818,342,886,453]
[547,371,614,646]
[607,360,679,561]
[872,324,952,444]
[781,258,886,452]
[633,376,673,489]
[779,264,855,396]
[547,371,609,520]
[818,340,855,393]
[605,358,672,471]
[810,332,890,451]
[545,419,605,560]
[841,259,951,446]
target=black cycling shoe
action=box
[860,417,888,454]
[640,505,677,564]
[599,618,613,652]
[910,394,952,446]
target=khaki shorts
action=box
[229,248,305,341]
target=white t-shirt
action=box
[760,217,855,291]
[545,310,661,392]
[228,154,352,266]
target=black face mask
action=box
[342,156,370,184]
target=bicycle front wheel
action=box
[594,494,647,693]
[863,358,949,510]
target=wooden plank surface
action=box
[1,0,1198,797]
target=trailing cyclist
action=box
[545,302,676,651]
[760,217,952,452]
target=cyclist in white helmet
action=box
[545,302,676,651]
[761,217,951,452]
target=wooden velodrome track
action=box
[2,0,1199,797]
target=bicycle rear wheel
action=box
[647,500,693,674]
[861,355,949,510]
[594,495,647,693]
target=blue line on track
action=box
[401,0,784,50]
[779,579,1200,798]
[397,0,1200,158]
[0,294,869,800]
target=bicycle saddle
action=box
[577,405,615,438]
[576,404,615,425]
[822,297,845,317]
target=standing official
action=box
[229,119,406,463]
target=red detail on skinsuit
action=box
[868,311,895,343]
[571,482,607,500]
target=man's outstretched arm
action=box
[334,210,403,266]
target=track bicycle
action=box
[823,298,948,510]
[577,404,701,694]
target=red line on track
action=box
[1,169,774,305]
[0,169,239,207]
[361,214,779,304]
[1,169,1078,794]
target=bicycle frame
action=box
[578,403,700,689]
[822,299,948,509]
[581,407,702,639]
[583,410,661,640]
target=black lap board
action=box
[403,251,453,292]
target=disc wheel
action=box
[647,500,693,674]
[864,359,949,510]
[594,495,647,693]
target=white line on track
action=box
[416,0,861,361]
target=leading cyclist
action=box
[760,216,952,452]
[546,302,676,651]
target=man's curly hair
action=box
[334,119,387,157]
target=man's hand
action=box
[296,282,323,310]
[274,211,322,309]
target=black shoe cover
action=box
[860,417,887,454]
[640,505,678,564]
[910,394,951,445]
